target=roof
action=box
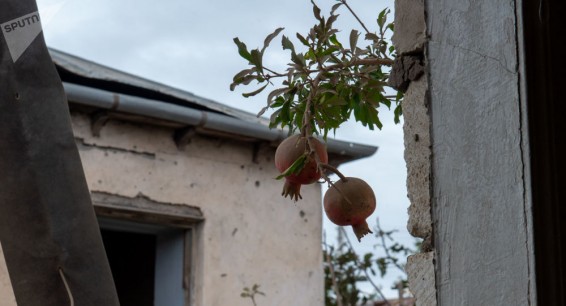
[49,48,377,165]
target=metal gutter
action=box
[50,48,263,123]
[63,82,378,159]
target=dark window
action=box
[98,218,188,306]
[101,229,156,306]
[92,192,203,305]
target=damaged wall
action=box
[390,0,436,305]
[72,113,324,306]
[0,111,325,306]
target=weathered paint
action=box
[426,0,534,304]
[406,252,436,306]
[0,112,324,305]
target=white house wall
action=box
[0,112,325,306]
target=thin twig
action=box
[262,67,287,77]
[303,58,394,75]
[319,163,347,182]
[340,0,371,35]
[339,227,392,306]
[376,219,406,273]
[323,233,344,306]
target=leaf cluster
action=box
[323,222,418,306]
[231,0,402,139]
[241,284,265,306]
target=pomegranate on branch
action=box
[231,1,399,242]
[324,177,376,241]
[275,134,328,201]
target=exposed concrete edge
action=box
[392,0,437,304]
[406,252,437,306]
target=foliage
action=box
[324,221,417,306]
[233,1,417,305]
[240,284,265,306]
[230,0,402,140]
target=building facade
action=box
[0,49,376,306]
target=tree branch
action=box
[376,219,407,274]
[323,236,344,306]
[339,227,392,306]
[339,0,371,35]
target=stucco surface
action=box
[426,0,533,304]
[72,113,325,306]
[406,252,436,306]
[0,244,16,306]
[393,0,427,54]
[403,76,432,241]
[0,113,325,305]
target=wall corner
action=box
[390,0,437,304]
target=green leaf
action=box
[324,95,347,106]
[377,8,390,29]
[388,45,395,54]
[296,33,310,47]
[262,27,285,54]
[329,34,342,48]
[376,258,387,277]
[291,52,306,68]
[311,0,322,20]
[257,87,291,117]
[394,103,403,124]
[366,104,382,130]
[269,109,282,129]
[270,95,286,108]
[281,35,295,53]
[330,3,342,15]
[232,68,255,82]
[233,38,252,62]
[242,83,268,98]
[327,14,339,28]
[275,153,307,179]
[320,46,340,57]
[230,74,257,91]
[349,29,359,53]
[365,33,380,42]
[250,49,263,71]
[267,87,291,106]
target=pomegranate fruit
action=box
[323,177,376,241]
[275,134,328,201]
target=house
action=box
[0,48,376,306]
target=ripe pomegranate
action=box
[275,134,328,201]
[324,177,376,241]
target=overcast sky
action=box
[37,0,414,298]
